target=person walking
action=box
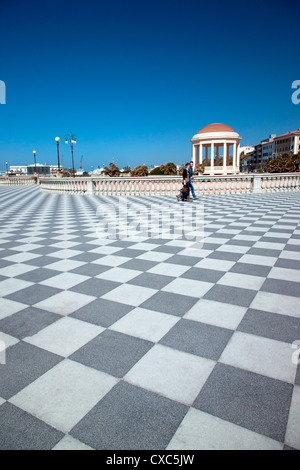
[189,161,197,199]
[181,163,191,201]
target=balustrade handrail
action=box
[37,172,300,196]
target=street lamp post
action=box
[55,137,61,170]
[64,132,77,177]
[33,150,37,173]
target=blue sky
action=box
[0,0,299,171]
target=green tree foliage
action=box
[265,154,300,173]
[103,162,120,177]
[194,163,205,174]
[130,165,148,176]
[150,162,177,175]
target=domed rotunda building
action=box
[191,123,242,175]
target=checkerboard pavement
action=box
[0,184,300,450]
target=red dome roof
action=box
[196,123,236,134]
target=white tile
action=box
[250,291,300,318]
[2,252,41,263]
[48,249,83,259]
[110,308,179,342]
[162,278,213,298]
[253,241,286,250]
[124,344,215,405]
[91,255,131,267]
[9,359,118,433]
[34,291,95,315]
[0,278,33,297]
[12,243,43,252]
[0,298,27,320]
[147,263,190,277]
[44,259,85,272]
[184,299,246,330]
[238,254,277,266]
[280,250,300,261]
[0,264,37,278]
[216,244,250,254]
[219,331,297,383]
[0,331,19,348]
[102,284,156,306]
[217,272,265,290]
[136,251,173,262]
[233,235,261,242]
[203,237,230,244]
[52,435,93,450]
[127,242,160,251]
[50,241,81,249]
[287,238,300,246]
[285,386,300,450]
[167,408,282,450]
[24,317,104,357]
[264,232,291,238]
[96,267,142,283]
[194,258,236,271]
[268,267,300,282]
[39,272,89,289]
[90,246,122,255]
[178,248,212,258]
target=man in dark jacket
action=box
[181,163,191,201]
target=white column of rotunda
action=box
[191,123,242,175]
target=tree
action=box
[130,165,148,176]
[265,153,300,173]
[149,166,164,175]
[160,162,177,175]
[103,162,120,177]
[194,163,205,174]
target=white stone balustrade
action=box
[36,173,300,196]
[0,176,38,186]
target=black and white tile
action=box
[0,185,300,450]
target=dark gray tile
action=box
[71,298,134,327]
[15,268,59,282]
[160,318,233,360]
[26,256,59,267]
[4,284,61,305]
[140,291,198,316]
[0,402,64,450]
[274,259,300,271]
[180,267,224,283]
[225,239,255,247]
[203,284,257,307]
[164,255,201,266]
[207,251,242,262]
[261,278,300,298]
[128,273,174,289]
[114,248,146,258]
[229,262,271,277]
[0,342,62,399]
[31,246,59,256]
[70,329,153,377]
[70,381,188,450]
[0,307,60,340]
[119,259,157,272]
[70,252,103,262]
[238,309,300,344]
[70,263,110,277]
[247,247,282,258]
[193,363,293,442]
[70,278,120,297]
[152,245,182,254]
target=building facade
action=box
[274,129,300,157]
